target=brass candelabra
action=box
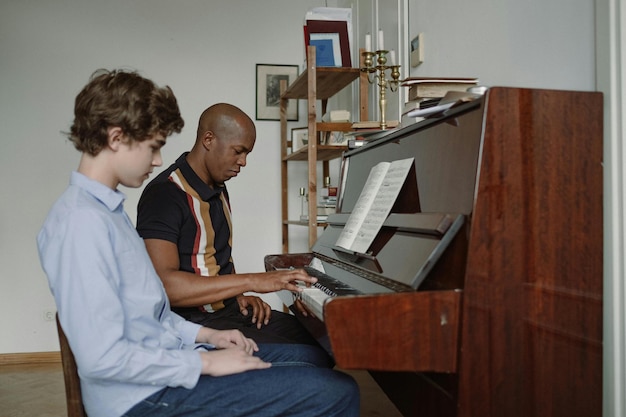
[361,50,401,130]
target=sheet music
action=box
[336,158,414,253]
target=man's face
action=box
[205,130,255,186]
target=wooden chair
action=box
[55,314,87,417]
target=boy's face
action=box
[116,134,166,188]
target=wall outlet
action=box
[43,309,56,322]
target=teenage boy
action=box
[37,69,359,417]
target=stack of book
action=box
[400,77,479,125]
[344,126,397,149]
[317,181,338,222]
[404,90,483,120]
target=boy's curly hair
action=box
[69,69,184,155]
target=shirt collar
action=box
[70,171,126,211]
[175,152,225,201]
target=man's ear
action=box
[107,127,125,151]
[202,131,216,150]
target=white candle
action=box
[378,29,384,51]
[389,49,396,65]
[365,33,371,52]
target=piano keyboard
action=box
[296,266,362,321]
[297,286,329,322]
[303,266,362,297]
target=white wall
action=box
[406,0,596,91]
[0,0,334,354]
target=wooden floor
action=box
[0,363,67,417]
[0,362,402,417]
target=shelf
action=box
[284,145,348,162]
[283,67,360,100]
[280,45,367,252]
[317,122,354,132]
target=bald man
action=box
[137,103,325,349]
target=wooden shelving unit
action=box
[279,46,368,252]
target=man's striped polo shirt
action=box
[137,152,234,315]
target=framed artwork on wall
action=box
[255,64,299,121]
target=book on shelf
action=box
[400,98,441,126]
[317,205,336,216]
[401,97,448,118]
[401,77,479,101]
[335,157,414,253]
[405,90,482,119]
[322,109,351,122]
[401,99,423,117]
[418,98,443,108]
[344,127,396,148]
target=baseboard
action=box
[0,351,61,365]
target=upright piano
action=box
[265,87,603,417]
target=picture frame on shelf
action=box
[304,20,352,68]
[291,127,309,152]
[255,64,299,121]
[324,131,348,146]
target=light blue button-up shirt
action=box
[37,172,206,417]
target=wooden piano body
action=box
[265,87,603,417]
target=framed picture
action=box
[256,64,299,121]
[305,20,352,68]
[291,127,309,152]
[326,131,347,146]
